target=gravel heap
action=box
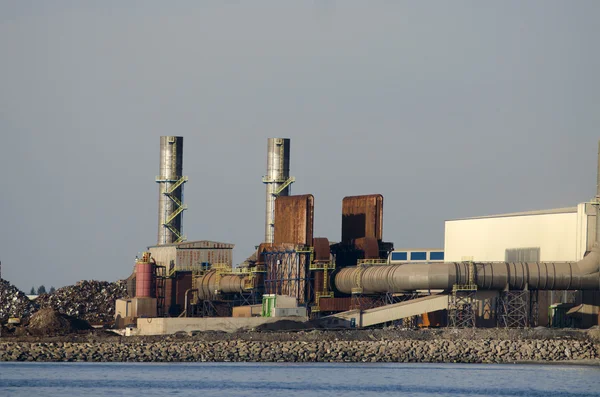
[35,280,128,324]
[0,279,37,323]
[0,338,598,363]
[27,308,92,336]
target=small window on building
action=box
[430,251,445,261]
[411,252,427,261]
[391,252,407,261]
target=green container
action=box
[262,294,276,317]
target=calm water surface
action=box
[1,362,599,397]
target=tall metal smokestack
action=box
[156,136,187,245]
[263,138,294,243]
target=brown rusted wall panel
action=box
[313,271,324,294]
[313,238,330,262]
[319,297,350,312]
[341,194,383,242]
[174,272,193,315]
[164,278,174,316]
[354,237,380,259]
[274,195,314,245]
[318,297,376,312]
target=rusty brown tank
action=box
[135,253,156,298]
[135,262,155,297]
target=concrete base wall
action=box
[135,316,308,336]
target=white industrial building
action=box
[442,202,599,328]
[444,203,597,263]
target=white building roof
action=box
[447,206,577,222]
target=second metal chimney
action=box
[263,138,294,243]
[156,136,187,245]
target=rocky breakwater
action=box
[0,338,598,363]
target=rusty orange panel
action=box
[354,237,380,259]
[313,238,330,262]
[313,271,324,294]
[419,310,446,327]
[174,272,193,314]
[318,296,377,312]
[318,297,350,312]
[341,194,383,242]
[274,195,314,245]
[164,278,174,316]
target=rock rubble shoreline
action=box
[1,338,598,364]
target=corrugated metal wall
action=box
[176,248,232,268]
[149,241,234,271]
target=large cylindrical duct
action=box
[156,136,186,245]
[335,256,600,294]
[263,138,293,243]
[194,270,247,300]
[335,140,600,294]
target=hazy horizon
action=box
[1,1,599,292]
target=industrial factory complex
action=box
[114,136,600,335]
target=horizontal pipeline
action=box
[335,250,600,293]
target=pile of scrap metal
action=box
[36,280,129,324]
[0,278,37,324]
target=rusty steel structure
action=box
[263,138,294,244]
[273,195,314,245]
[258,195,321,306]
[341,194,383,242]
[259,243,312,305]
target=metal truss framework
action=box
[497,290,529,328]
[263,249,312,305]
[448,261,477,328]
[448,288,477,328]
[156,175,188,243]
[497,289,540,328]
